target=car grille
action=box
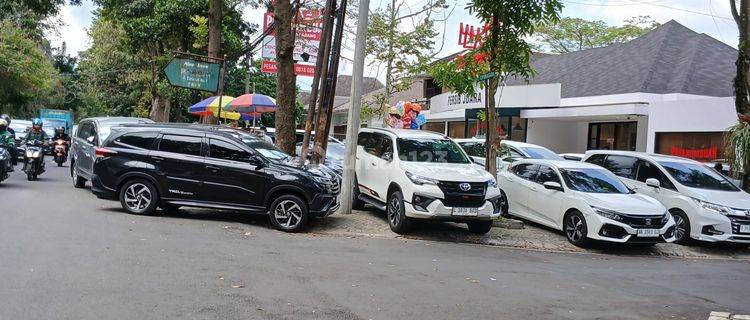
[620,214,667,229]
[319,178,340,195]
[437,181,487,208]
[729,215,750,234]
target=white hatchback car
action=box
[352,128,502,234]
[498,159,676,247]
[582,151,750,245]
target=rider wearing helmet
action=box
[52,126,70,142]
[23,118,49,146]
[0,119,15,171]
[0,114,14,138]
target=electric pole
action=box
[339,0,370,213]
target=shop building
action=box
[425,20,740,162]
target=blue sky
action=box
[48,0,739,89]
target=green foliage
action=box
[190,15,209,49]
[534,15,659,53]
[725,122,750,176]
[0,20,59,116]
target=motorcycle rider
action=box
[1,114,15,138]
[52,127,70,142]
[22,118,49,170]
[0,119,15,172]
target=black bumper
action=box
[309,194,339,217]
[91,174,118,200]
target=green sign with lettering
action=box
[477,71,498,82]
[165,58,221,92]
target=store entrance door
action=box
[587,122,637,151]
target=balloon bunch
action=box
[386,101,427,129]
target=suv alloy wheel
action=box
[269,195,309,232]
[119,179,159,215]
[564,210,590,247]
[387,190,412,234]
[71,162,85,188]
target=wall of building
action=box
[645,96,737,152]
[525,119,580,153]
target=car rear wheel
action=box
[352,177,365,210]
[71,163,85,188]
[670,210,692,245]
[269,195,309,232]
[499,190,510,218]
[564,210,590,247]
[119,179,159,215]
[387,190,412,234]
[467,221,493,234]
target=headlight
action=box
[693,198,731,216]
[487,178,497,188]
[592,206,624,221]
[405,171,439,186]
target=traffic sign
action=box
[164,57,221,92]
[477,71,498,82]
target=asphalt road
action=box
[1,160,749,320]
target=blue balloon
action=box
[415,114,427,126]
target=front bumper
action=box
[402,182,502,221]
[585,212,676,244]
[309,193,339,217]
[690,208,750,243]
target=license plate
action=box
[636,229,660,237]
[452,207,478,216]
[740,225,750,233]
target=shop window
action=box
[448,121,466,138]
[424,78,442,100]
[424,122,446,135]
[510,117,527,142]
[655,132,724,161]
[588,122,637,151]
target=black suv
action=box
[90,125,340,232]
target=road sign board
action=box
[164,58,221,92]
[477,71,498,82]
[261,36,319,64]
[261,60,316,77]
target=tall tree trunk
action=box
[484,13,501,177]
[274,0,298,155]
[207,0,223,124]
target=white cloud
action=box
[45,2,94,56]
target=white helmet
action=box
[0,119,7,128]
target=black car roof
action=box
[111,123,253,141]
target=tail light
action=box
[95,147,117,158]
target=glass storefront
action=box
[424,121,446,135]
[448,121,467,138]
[655,132,725,161]
[587,122,637,151]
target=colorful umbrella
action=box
[188,95,234,114]
[227,94,276,113]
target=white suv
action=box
[582,151,750,245]
[352,128,502,234]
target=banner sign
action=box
[670,146,718,161]
[261,36,319,64]
[458,22,490,49]
[164,57,221,92]
[261,60,316,77]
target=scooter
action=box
[53,139,69,167]
[0,146,12,184]
[22,140,45,181]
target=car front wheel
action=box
[387,190,412,234]
[564,210,590,247]
[269,195,309,232]
[670,210,692,245]
[119,179,159,215]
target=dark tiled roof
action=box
[297,75,384,107]
[506,20,737,98]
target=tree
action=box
[728,0,750,190]
[534,15,659,53]
[363,0,449,119]
[430,0,561,176]
[271,0,298,155]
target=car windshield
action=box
[658,161,739,191]
[522,146,563,160]
[561,168,630,194]
[397,138,470,164]
[242,138,289,161]
[458,141,486,158]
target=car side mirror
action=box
[646,178,660,188]
[543,181,564,192]
[382,151,393,162]
[247,155,265,167]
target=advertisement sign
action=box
[458,22,489,49]
[261,36,319,64]
[164,57,221,92]
[261,60,316,77]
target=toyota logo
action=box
[459,183,471,191]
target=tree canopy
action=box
[533,16,659,53]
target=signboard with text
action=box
[262,4,321,73]
[261,60,316,77]
[261,36,319,64]
[164,57,221,92]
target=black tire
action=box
[57,162,62,167]
[499,190,510,218]
[71,162,86,188]
[670,210,692,245]
[467,221,493,234]
[564,210,591,247]
[269,194,309,232]
[119,179,159,215]
[352,177,365,210]
[386,190,412,234]
[26,172,33,181]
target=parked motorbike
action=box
[0,146,12,184]
[22,140,45,181]
[53,139,69,167]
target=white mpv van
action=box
[582,151,750,245]
[352,128,502,234]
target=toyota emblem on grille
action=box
[645,218,652,226]
[459,183,471,191]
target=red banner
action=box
[458,22,490,49]
[261,60,316,77]
[670,146,718,160]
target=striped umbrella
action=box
[227,93,276,113]
[188,96,240,120]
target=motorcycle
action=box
[22,140,45,181]
[0,146,11,184]
[53,139,69,167]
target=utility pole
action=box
[299,0,336,164]
[339,0,370,213]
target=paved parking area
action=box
[306,207,750,261]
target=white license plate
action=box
[740,225,750,233]
[452,207,478,216]
[636,229,661,237]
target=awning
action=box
[521,103,649,121]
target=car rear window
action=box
[112,131,158,150]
